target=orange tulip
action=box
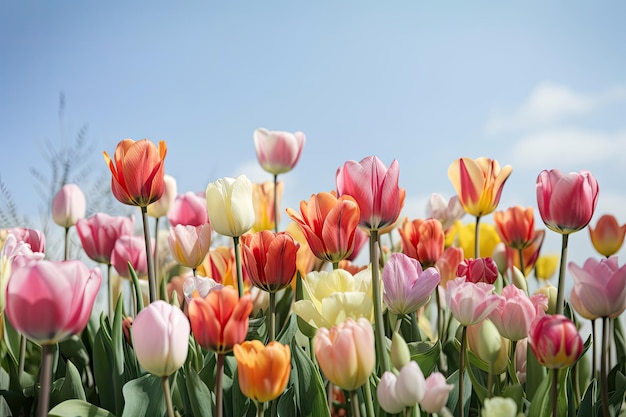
[234,340,291,403]
[252,181,284,232]
[505,230,545,275]
[448,157,512,217]
[286,192,360,263]
[188,286,252,354]
[398,218,444,268]
[494,206,536,250]
[103,139,167,207]
[241,230,299,292]
[589,214,626,257]
[435,246,464,288]
[197,246,250,290]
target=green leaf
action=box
[277,385,297,417]
[407,340,440,376]
[50,359,86,408]
[129,262,145,313]
[3,315,22,366]
[276,312,297,345]
[528,368,568,417]
[525,343,545,401]
[501,383,524,413]
[93,315,116,414]
[184,366,214,417]
[121,373,166,417]
[290,338,331,417]
[246,315,267,343]
[445,369,472,417]
[48,399,115,417]
[577,378,597,417]
[614,318,626,367]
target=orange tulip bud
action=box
[589,214,626,257]
[234,340,291,403]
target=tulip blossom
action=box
[382,253,440,315]
[398,218,445,268]
[132,300,189,377]
[0,234,44,313]
[52,184,86,228]
[435,246,464,288]
[489,284,548,341]
[188,286,252,353]
[286,221,322,278]
[197,246,250,288]
[252,181,283,232]
[529,314,583,369]
[168,223,212,270]
[421,372,454,414]
[253,128,306,175]
[568,256,626,319]
[494,206,536,250]
[589,214,626,257]
[103,138,167,207]
[534,254,559,281]
[314,317,375,391]
[111,235,150,278]
[426,193,465,231]
[447,157,512,217]
[482,397,518,417]
[8,227,46,254]
[167,192,208,227]
[534,284,558,315]
[294,268,374,329]
[234,340,291,403]
[449,221,501,259]
[5,259,101,344]
[445,277,500,326]
[336,156,404,231]
[504,230,545,275]
[286,192,361,263]
[76,213,134,264]
[147,174,177,218]
[241,230,299,292]
[536,169,599,235]
[206,175,255,238]
[377,361,426,413]
[346,227,369,262]
[457,257,498,285]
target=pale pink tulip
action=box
[5,259,101,344]
[515,338,528,384]
[568,256,626,318]
[0,234,44,313]
[253,128,306,175]
[8,227,46,254]
[167,192,208,227]
[420,372,454,414]
[489,284,548,341]
[52,184,86,228]
[382,253,440,315]
[445,277,500,326]
[168,223,212,270]
[111,235,151,278]
[377,361,425,413]
[426,193,465,231]
[76,213,134,264]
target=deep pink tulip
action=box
[568,256,626,319]
[445,277,500,326]
[420,372,454,414]
[52,184,86,228]
[382,253,440,315]
[76,213,134,265]
[168,223,212,270]
[536,169,599,234]
[336,156,404,231]
[253,128,306,175]
[5,259,101,344]
[111,235,151,278]
[457,257,498,284]
[529,314,583,369]
[488,284,548,341]
[167,192,209,227]
[8,227,46,254]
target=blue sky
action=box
[2,1,626,274]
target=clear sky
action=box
[2,1,626,274]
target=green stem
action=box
[36,344,54,417]
[411,311,420,341]
[362,377,375,417]
[601,316,610,417]
[517,248,525,278]
[474,216,481,259]
[154,216,160,295]
[257,401,265,417]
[161,376,175,417]
[591,319,597,379]
[216,354,225,417]
[487,364,493,398]
[332,261,339,270]
[141,206,157,303]
[458,325,467,417]
[551,369,558,417]
[18,334,26,384]
[394,314,403,334]
[555,233,569,315]
[64,226,70,261]
[269,291,276,342]
[309,337,317,368]
[370,230,389,374]
[107,264,113,318]
[350,389,361,417]
[273,174,279,233]
[233,236,244,298]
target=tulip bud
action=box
[457,257,498,284]
[529,314,583,369]
[511,266,527,293]
[491,242,508,275]
[481,397,517,417]
[52,184,86,228]
[467,319,509,374]
[534,284,558,315]
[234,340,291,403]
[390,331,410,370]
[421,372,454,414]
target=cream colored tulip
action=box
[205,175,255,237]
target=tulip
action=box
[528,314,583,369]
[76,213,134,264]
[447,157,512,218]
[449,221,501,259]
[8,227,46,254]
[233,340,291,403]
[132,300,189,377]
[515,338,528,384]
[314,317,375,391]
[377,361,425,413]
[110,235,150,278]
[5,259,101,344]
[286,191,361,264]
[426,193,465,232]
[168,223,212,270]
[182,275,222,304]
[467,319,510,375]
[103,138,167,207]
[253,128,306,175]
[197,246,247,288]
[286,221,322,278]
[445,277,500,326]
[377,372,406,414]
[421,373,454,414]
[504,229,545,276]
[188,285,252,354]
[435,246,464,288]
[534,284,558,315]
[168,192,208,227]
[382,253,440,316]
[252,181,283,232]
[568,257,626,319]
[0,234,44,313]
[346,227,369,262]
[481,397,517,417]
[489,284,548,341]
[534,254,559,281]
[52,184,86,228]
[398,218,445,268]
[589,214,626,257]
[494,206,536,250]
[147,174,177,218]
[390,331,411,370]
[536,169,599,235]
[457,257,498,285]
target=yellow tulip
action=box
[448,221,501,259]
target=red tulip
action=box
[529,314,582,369]
[398,218,444,268]
[457,257,498,284]
[241,230,299,292]
[76,213,134,264]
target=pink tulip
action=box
[1,234,44,313]
[132,300,190,377]
[420,372,454,414]
[457,257,498,284]
[445,277,500,326]
[253,128,306,175]
[426,193,465,231]
[346,227,369,262]
[536,169,599,234]
[377,362,426,413]
[5,259,101,344]
[529,314,583,369]
[111,235,150,278]
[488,284,548,341]
[51,184,86,228]
[147,174,177,218]
[167,192,208,227]
[336,156,404,231]
[568,256,626,319]
[76,213,134,264]
[382,253,440,315]
[8,227,46,254]
[515,338,528,384]
[168,223,212,270]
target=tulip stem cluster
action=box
[555,233,569,315]
[141,206,157,303]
